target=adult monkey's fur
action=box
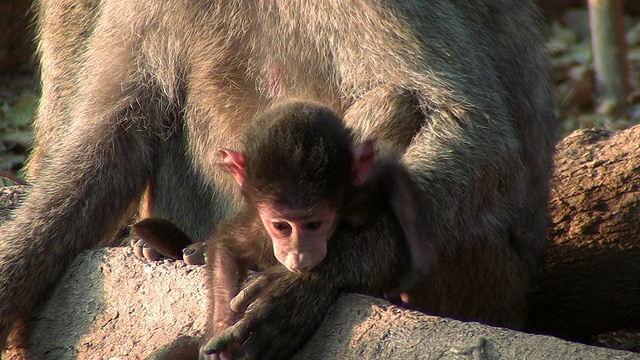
[0,0,555,356]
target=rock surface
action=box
[3,248,639,360]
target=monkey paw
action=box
[230,273,269,313]
[183,242,206,265]
[203,271,336,360]
[129,238,207,265]
[127,218,207,264]
[130,238,163,262]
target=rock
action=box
[3,248,639,359]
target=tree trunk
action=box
[588,0,631,114]
[532,125,640,339]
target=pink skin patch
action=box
[268,64,282,98]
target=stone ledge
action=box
[2,247,637,359]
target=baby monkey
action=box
[205,99,433,359]
[138,99,429,359]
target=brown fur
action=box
[0,0,555,354]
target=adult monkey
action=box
[0,0,555,355]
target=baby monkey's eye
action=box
[305,221,322,230]
[272,222,291,232]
